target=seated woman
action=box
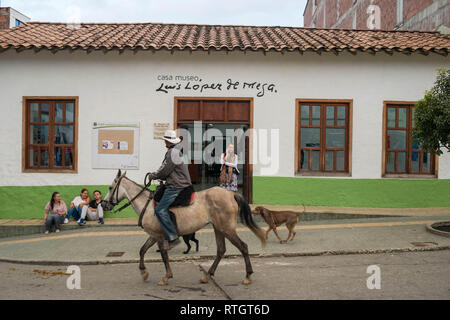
[64,188,90,224]
[219,144,239,192]
[44,192,67,235]
[78,190,104,225]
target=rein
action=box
[111,173,153,214]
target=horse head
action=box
[102,169,127,211]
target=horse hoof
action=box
[141,272,149,281]
[242,278,252,285]
[200,273,210,284]
[158,278,169,286]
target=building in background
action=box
[0,22,449,203]
[303,0,449,33]
[0,7,30,30]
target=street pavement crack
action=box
[143,293,169,300]
[198,264,232,300]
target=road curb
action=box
[0,223,138,239]
[1,245,449,266]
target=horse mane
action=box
[123,176,153,195]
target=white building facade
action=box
[0,23,449,201]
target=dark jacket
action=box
[89,200,101,209]
[151,146,192,189]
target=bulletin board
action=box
[98,129,134,155]
[92,122,140,169]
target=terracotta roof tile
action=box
[0,22,449,55]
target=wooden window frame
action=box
[22,96,79,173]
[295,99,353,176]
[382,101,438,178]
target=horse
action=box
[102,170,266,286]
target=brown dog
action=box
[252,205,306,243]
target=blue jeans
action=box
[154,187,182,241]
[66,206,81,221]
[45,215,65,232]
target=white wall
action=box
[0,49,449,186]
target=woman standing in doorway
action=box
[44,192,67,235]
[219,144,239,192]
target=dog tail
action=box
[234,194,266,248]
[296,204,306,215]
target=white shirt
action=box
[220,153,239,173]
[72,196,85,207]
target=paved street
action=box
[1,213,450,300]
[1,250,449,300]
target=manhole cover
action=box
[410,242,437,247]
[106,252,125,257]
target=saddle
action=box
[153,184,195,208]
[138,184,195,229]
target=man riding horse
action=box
[147,129,192,250]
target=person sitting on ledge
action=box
[78,190,104,225]
[44,192,67,235]
[64,188,90,224]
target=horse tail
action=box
[234,194,266,248]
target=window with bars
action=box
[24,99,77,172]
[297,101,350,173]
[384,104,435,175]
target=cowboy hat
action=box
[162,129,181,144]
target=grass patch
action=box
[0,185,155,220]
[253,177,450,208]
[0,178,449,219]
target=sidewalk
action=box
[0,214,449,265]
[1,205,449,238]
[251,205,450,217]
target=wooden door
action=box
[175,97,253,202]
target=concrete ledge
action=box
[258,205,450,217]
[0,221,137,239]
